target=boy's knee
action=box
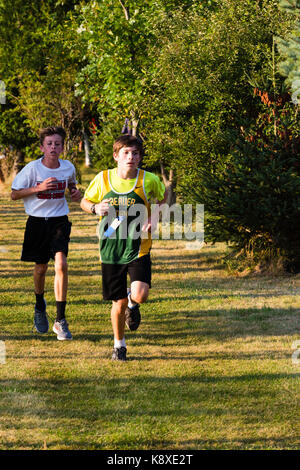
[54,254,68,273]
[131,282,149,304]
[133,292,148,304]
[112,298,128,314]
[35,263,48,276]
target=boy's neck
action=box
[42,155,60,169]
[116,167,138,180]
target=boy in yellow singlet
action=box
[80,135,167,361]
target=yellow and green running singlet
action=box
[98,169,151,264]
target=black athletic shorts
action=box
[102,254,152,301]
[21,215,72,264]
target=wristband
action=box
[91,204,96,215]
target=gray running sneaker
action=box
[34,303,49,334]
[112,347,127,361]
[53,319,72,340]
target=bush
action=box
[183,123,300,272]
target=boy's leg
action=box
[101,263,128,360]
[126,255,151,331]
[130,281,149,304]
[22,217,48,310]
[33,263,49,334]
[49,217,72,340]
[111,298,128,361]
[111,298,128,341]
[53,251,72,340]
[54,251,68,302]
[21,217,50,333]
[34,263,48,295]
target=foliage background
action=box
[0,0,299,269]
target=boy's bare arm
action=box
[11,177,58,200]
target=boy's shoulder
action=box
[28,157,42,166]
[21,157,41,172]
[142,169,161,182]
[59,158,75,169]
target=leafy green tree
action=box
[73,0,203,175]
[147,0,300,269]
[141,0,290,203]
[74,0,157,135]
[179,41,300,270]
[0,0,87,178]
[0,0,47,172]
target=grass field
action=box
[0,170,299,450]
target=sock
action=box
[127,289,137,309]
[35,292,46,311]
[114,337,126,349]
[56,301,66,322]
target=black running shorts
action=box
[21,215,72,264]
[101,254,152,301]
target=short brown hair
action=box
[39,126,66,145]
[113,134,144,156]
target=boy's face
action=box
[113,146,141,173]
[40,134,64,159]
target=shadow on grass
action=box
[0,332,112,342]
[152,252,223,262]
[0,372,298,432]
[148,291,300,302]
[1,304,299,343]
[0,435,298,450]
[0,371,298,387]
[140,306,300,340]
[153,265,222,274]
[70,236,99,244]
[0,270,32,279]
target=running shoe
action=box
[34,303,49,334]
[112,347,127,361]
[125,304,141,331]
[53,319,72,340]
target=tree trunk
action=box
[160,162,176,205]
[83,132,91,167]
[12,150,25,177]
[118,0,129,20]
[0,164,5,183]
[131,116,139,137]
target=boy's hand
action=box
[37,177,58,192]
[70,187,81,202]
[94,199,110,216]
[142,215,158,234]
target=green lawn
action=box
[0,175,299,450]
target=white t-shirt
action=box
[11,157,77,217]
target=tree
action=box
[141,0,291,204]
[276,0,300,104]
[184,102,300,271]
[74,0,156,135]
[73,0,202,176]
[177,7,300,270]
[0,0,88,179]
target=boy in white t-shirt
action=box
[11,126,81,340]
